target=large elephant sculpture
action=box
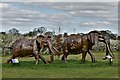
[61,30,114,65]
[6,35,59,65]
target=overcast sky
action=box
[0,1,119,34]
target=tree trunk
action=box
[2,47,6,56]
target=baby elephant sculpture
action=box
[6,35,59,65]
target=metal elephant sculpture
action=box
[6,35,59,65]
[61,30,114,65]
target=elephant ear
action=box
[88,32,99,45]
[94,33,99,45]
[36,35,46,48]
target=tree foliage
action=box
[0,32,20,55]
[8,28,19,35]
[33,27,46,35]
[117,36,120,40]
[45,31,53,36]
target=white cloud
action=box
[47,2,118,20]
[1,3,71,29]
[50,2,117,11]
[0,3,9,9]
[68,10,117,19]
[80,21,111,26]
[1,2,118,34]
[14,18,30,21]
[26,2,117,20]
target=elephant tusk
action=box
[109,45,115,59]
[106,44,114,59]
[53,47,61,55]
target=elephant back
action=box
[64,34,82,53]
[11,38,34,49]
[10,38,36,57]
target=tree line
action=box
[0,27,119,55]
[1,27,120,40]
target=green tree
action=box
[109,34,117,40]
[104,30,117,40]
[8,28,19,35]
[63,32,68,37]
[0,33,12,55]
[117,36,120,40]
[33,27,47,35]
[45,31,53,36]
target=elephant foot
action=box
[80,60,85,64]
[61,60,68,63]
[5,59,11,64]
[92,60,96,63]
[35,60,39,65]
[47,60,53,64]
[42,60,47,64]
[40,58,47,64]
[109,58,113,66]
[64,58,68,63]
[64,61,68,63]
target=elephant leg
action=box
[61,54,65,61]
[47,48,54,63]
[81,50,87,63]
[62,46,68,63]
[88,50,95,63]
[39,54,47,64]
[37,48,47,64]
[61,53,68,63]
[33,51,40,65]
[6,55,14,63]
[5,51,19,63]
[48,53,54,63]
[64,54,68,63]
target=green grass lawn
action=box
[1,51,119,78]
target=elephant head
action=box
[99,31,114,59]
[36,35,49,49]
[36,35,61,63]
[87,30,114,64]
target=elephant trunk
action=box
[47,40,57,63]
[48,44,54,55]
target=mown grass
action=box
[1,51,119,78]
